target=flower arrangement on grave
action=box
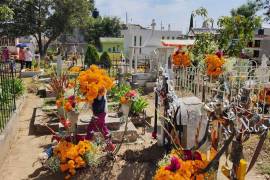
[154,148,217,180]
[77,65,114,102]
[172,49,191,67]
[120,90,137,105]
[258,88,270,105]
[45,140,101,179]
[205,54,225,77]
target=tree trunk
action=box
[37,32,45,58]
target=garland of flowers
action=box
[205,54,225,76]
[77,65,114,102]
[258,88,270,105]
[154,148,217,180]
[172,50,191,67]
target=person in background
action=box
[18,47,25,70]
[25,48,33,69]
[2,47,10,62]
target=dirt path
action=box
[0,92,267,180]
[0,94,52,180]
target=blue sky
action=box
[95,0,256,33]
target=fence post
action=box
[153,90,158,139]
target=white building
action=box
[121,20,183,64]
[246,28,270,62]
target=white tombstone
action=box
[56,54,63,76]
[255,54,270,83]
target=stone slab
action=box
[77,113,122,133]
[111,121,138,143]
[77,121,138,143]
[34,108,59,134]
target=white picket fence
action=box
[173,65,270,105]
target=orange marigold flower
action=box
[64,102,73,112]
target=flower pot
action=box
[67,111,79,133]
[121,104,130,116]
[121,104,130,122]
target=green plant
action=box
[131,97,149,115]
[84,44,99,67]
[99,51,111,69]
[109,84,131,102]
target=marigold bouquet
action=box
[205,54,225,77]
[77,65,114,102]
[154,148,217,180]
[172,50,191,67]
[49,140,101,179]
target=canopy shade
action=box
[161,39,195,47]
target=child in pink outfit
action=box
[86,90,115,151]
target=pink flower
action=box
[165,156,181,172]
[215,50,223,59]
[152,131,157,139]
[68,95,75,101]
[125,90,137,98]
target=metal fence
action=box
[0,62,16,133]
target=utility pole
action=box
[126,12,128,25]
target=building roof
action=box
[188,28,220,36]
[100,37,124,43]
[161,39,195,47]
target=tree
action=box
[100,51,111,69]
[190,33,218,67]
[84,44,99,66]
[231,1,259,18]
[85,16,125,50]
[257,0,270,22]
[0,5,14,21]
[218,2,261,56]
[1,0,93,57]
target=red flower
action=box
[165,156,181,172]
[152,131,157,139]
[215,50,223,59]
[125,90,137,98]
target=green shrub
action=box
[131,97,149,115]
[84,44,99,67]
[99,51,112,69]
[109,84,131,102]
[0,78,24,104]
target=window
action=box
[172,37,175,40]
[140,48,142,54]
[134,36,137,46]
[167,36,170,39]
[255,40,261,48]
[162,36,165,40]
[116,45,120,52]
[258,29,264,35]
[108,48,111,52]
[112,47,116,52]
[253,50,260,58]
[248,41,253,47]
[139,36,142,46]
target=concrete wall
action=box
[0,96,25,165]
[121,24,182,59]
